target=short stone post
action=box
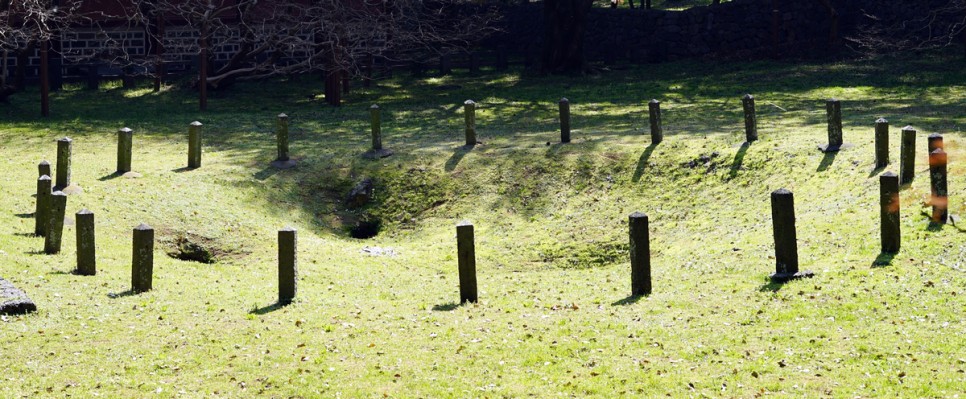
[629,212,651,296]
[819,99,845,152]
[929,148,948,224]
[879,172,900,253]
[742,94,758,142]
[76,209,96,276]
[464,100,477,147]
[34,175,52,236]
[278,227,298,304]
[559,98,571,143]
[55,137,72,189]
[927,133,944,154]
[117,127,133,174]
[648,99,663,144]
[132,223,154,293]
[38,160,51,178]
[769,189,813,282]
[874,118,889,169]
[43,191,67,254]
[271,113,296,168]
[900,126,916,185]
[188,121,203,169]
[456,221,477,303]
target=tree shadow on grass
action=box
[631,143,658,183]
[611,294,646,306]
[872,252,896,268]
[728,142,751,179]
[431,302,462,311]
[444,146,473,172]
[816,150,838,172]
[253,167,281,181]
[107,290,137,299]
[250,301,289,315]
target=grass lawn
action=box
[1,51,964,397]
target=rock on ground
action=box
[0,277,37,315]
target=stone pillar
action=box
[188,121,203,169]
[38,160,51,178]
[117,127,133,174]
[879,172,900,253]
[927,133,944,154]
[370,104,382,150]
[34,175,52,236]
[76,209,96,276]
[278,227,298,304]
[559,98,571,143]
[132,223,154,293]
[874,118,889,169]
[464,100,477,147]
[769,189,813,282]
[929,148,948,224]
[55,137,72,189]
[899,126,916,185]
[742,94,757,142]
[629,212,651,296]
[271,113,296,168]
[648,99,663,144]
[43,191,67,254]
[819,99,844,152]
[456,221,477,303]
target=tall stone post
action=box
[629,212,651,296]
[363,105,393,159]
[76,209,96,276]
[879,172,900,253]
[44,191,67,254]
[464,100,477,147]
[648,99,663,144]
[132,223,155,293]
[559,98,571,143]
[769,189,814,282]
[819,99,846,152]
[929,148,948,224]
[899,126,916,185]
[456,221,478,303]
[188,121,203,169]
[742,94,758,142]
[34,175,52,236]
[874,118,889,169]
[117,127,133,174]
[271,113,296,168]
[278,227,298,304]
[55,137,72,189]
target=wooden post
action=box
[742,94,758,142]
[34,175,52,237]
[188,121,203,169]
[132,223,155,293]
[44,191,67,254]
[648,99,663,144]
[629,212,651,296]
[874,118,889,169]
[271,114,296,168]
[38,160,51,178]
[819,98,844,152]
[278,227,298,304]
[464,100,477,147]
[55,137,72,189]
[929,148,948,224]
[559,97,571,143]
[456,221,477,303]
[76,209,96,276]
[899,126,916,185]
[879,172,900,253]
[117,127,133,174]
[769,189,813,282]
[927,133,944,154]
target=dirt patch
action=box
[158,230,248,264]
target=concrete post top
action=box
[629,211,648,219]
[772,188,792,196]
[190,121,203,127]
[39,175,51,181]
[51,191,66,197]
[38,160,50,166]
[649,99,660,104]
[77,208,93,215]
[928,133,943,139]
[559,97,569,103]
[118,127,132,133]
[743,94,754,100]
[880,171,897,178]
[278,113,288,119]
[134,223,153,231]
[457,220,473,227]
[875,117,888,124]
[58,137,72,143]
[901,125,916,132]
[280,226,297,232]
[370,104,379,109]
[464,100,475,105]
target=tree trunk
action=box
[541,0,593,74]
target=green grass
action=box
[1,51,965,397]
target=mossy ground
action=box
[1,51,964,397]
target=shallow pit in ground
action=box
[159,230,247,264]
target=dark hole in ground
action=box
[350,219,382,239]
[169,235,217,263]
